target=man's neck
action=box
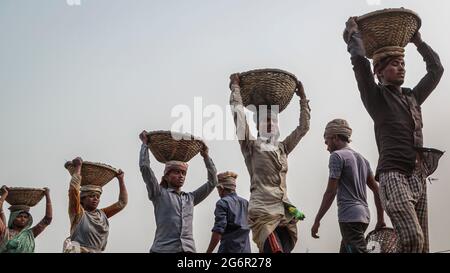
[383,82,402,93]
[169,185,182,193]
[337,143,349,151]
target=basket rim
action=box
[65,161,120,175]
[6,187,45,193]
[366,227,396,238]
[147,130,204,142]
[357,8,422,29]
[239,68,298,83]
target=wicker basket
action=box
[147,131,204,163]
[366,227,399,253]
[238,68,298,113]
[356,8,421,59]
[65,161,120,187]
[5,187,45,207]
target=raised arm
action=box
[31,187,53,238]
[344,17,380,116]
[102,170,128,218]
[0,186,9,235]
[410,32,445,105]
[139,131,161,201]
[192,144,218,206]
[67,158,83,227]
[229,74,255,150]
[282,81,311,155]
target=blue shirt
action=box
[212,193,251,253]
[139,144,217,253]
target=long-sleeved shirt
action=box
[139,144,217,253]
[68,173,127,251]
[212,192,251,253]
[348,32,444,179]
[229,84,310,252]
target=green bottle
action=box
[285,203,305,221]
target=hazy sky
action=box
[0,0,449,253]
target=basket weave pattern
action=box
[65,161,119,187]
[239,69,297,113]
[366,227,399,253]
[357,8,421,58]
[5,187,45,207]
[148,131,203,163]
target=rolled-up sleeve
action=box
[212,200,228,234]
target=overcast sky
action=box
[0,0,449,253]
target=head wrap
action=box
[217,171,238,191]
[7,210,33,229]
[373,46,405,74]
[0,210,35,253]
[80,185,102,198]
[324,119,352,140]
[163,161,189,176]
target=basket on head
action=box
[238,68,298,113]
[5,187,45,209]
[147,131,204,163]
[356,8,421,59]
[65,161,120,187]
[366,227,399,253]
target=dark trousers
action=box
[263,226,294,253]
[339,222,369,253]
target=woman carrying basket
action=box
[65,157,128,253]
[0,186,53,253]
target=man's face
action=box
[217,187,225,198]
[81,192,100,211]
[258,116,280,140]
[13,212,30,228]
[167,169,186,188]
[324,135,337,153]
[380,57,406,86]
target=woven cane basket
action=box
[356,8,421,58]
[366,227,399,253]
[147,131,204,163]
[5,187,45,207]
[238,68,298,113]
[65,161,119,187]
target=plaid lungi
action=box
[379,165,429,253]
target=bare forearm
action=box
[118,179,128,208]
[103,180,128,218]
[32,196,52,237]
[44,195,53,222]
[206,232,222,253]
[314,192,336,224]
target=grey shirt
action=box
[139,144,217,253]
[329,147,372,224]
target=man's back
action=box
[213,193,251,253]
[329,147,371,223]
